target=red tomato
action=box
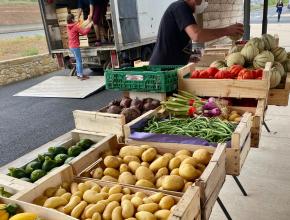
[191,70,200,78]
[199,70,210,78]
[207,67,219,78]
[237,69,254,80]
[229,65,244,78]
[214,70,232,79]
[255,69,263,78]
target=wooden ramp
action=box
[14,76,105,98]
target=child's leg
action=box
[71,48,83,77]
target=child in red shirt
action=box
[67,13,92,80]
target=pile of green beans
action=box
[144,116,237,143]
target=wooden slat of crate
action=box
[178,63,271,99]
[0,196,76,220]
[56,8,68,14]
[268,73,290,106]
[196,54,226,67]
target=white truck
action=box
[38,0,176,70]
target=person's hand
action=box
[226,23,244,36]
[88,14,93,22]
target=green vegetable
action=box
[54,154,68,165]
[64,157,75,164]
[37,152,55,162]
[20,177,32,182]
[30,169,46,182]
[25,161,42,174]
[0,187,12,198]
[67,145,83,157]
[2,203,19,216]
[48,146,67,156]
[77,139,94,150]
[42,156,57,172]
[8,167,27,179]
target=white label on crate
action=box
[126,75,144,81]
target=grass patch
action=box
[21,47,39,57]
[0,0,37,4]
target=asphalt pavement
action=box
[0,70,121,166]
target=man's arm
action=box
[88,4,94,21]
[185,23,244,43]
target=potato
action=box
[149,156,169,172]
[61,182,70,191]
[78,183,90,193]
[161,175,184,191]
[141,148,157,162]
[70,182,79,194]
[99,192,109,199]
[92,167,103,179]
[168,157,181,171]
[119,146,145,158]
[123,155,141,164]
[121,200,135,218]
[92,212,102,220]
[195,163,206,172]
[149,192,164,203]
[111,206,123,220]
[91,184,101,193]
[176,154,190,161]
[101,186,110,193]
[154,210,171,220]
[43,196,68,209]
[85,201,107,218]
[181,157,199,167]
[141,162,150,168]
[122,194,133,202]
[143,197,154,204]
[109,184,122,195]
[179,164,201,181]
[163,153,174,160]
[122,187,131,195]
[104,167,120,179]
[126,218,137,220]
[103,201,119,220]
[56,206,65,213]
[81,204,94,219]
[129,161,141,173]
[63,196,81,214]
[102,150,113,158]
[192,149,211,165]
[101,175,118,182]
[155,167,169,179]
[108,193,123,202]
[136,166,155,182]
[44,187,57,197]
[137,203,159,213]
[135,192,147,199]
[156,176,166,188]
[119,163,130,173]
[104,156,121,168]
[175,149,191,157]
[159,196,175,210]
[55,188,67,197]
[71,201,87,218]
[60,192,72,202]
[136,211,156,220]
[170,168,179,176]
[131,196,143,208]
[183,182,193,192]
[84,180,99,189]
[140,144,152,150]
[135,179,155,188]
[118,172,137,185]
[83,190,105,204]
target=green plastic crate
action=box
[105,65,181,93]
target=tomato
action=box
[255,69,263,78]
[199,70,211,78]
[191,70,200,78]
[229,65,244,78]
[207,67,219,78]
[214,70,232,79]
[237,69,254,79]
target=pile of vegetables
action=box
[84,145,211,192]
[0,203,43,220]
[0,187,12,198]
[8,139,94,183]
[145,117,236,143]
[103,97,160,123]
[33,180,178,220]
[209,34,290,89]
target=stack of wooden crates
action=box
[56,8,96,48]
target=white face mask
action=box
[195,0,208,14]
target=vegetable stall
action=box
[0,33,289,220]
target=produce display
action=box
[33,180,178,220]
[83,145,211,192]
[0,187,12,198]
[0,202,43,220]
[101,97,161,123]
[8,139,95,183]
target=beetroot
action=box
[130,106,141,116]
[120,97,132,108]
[121,108,140,123]
[131,98,143,111]
[107,105,122,114]
[143,98,153,104]
[109,99,121,106]
[151,99,160,108]
[143,102,156,112]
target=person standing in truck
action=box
[67,13,92,80]
[77,0,107,46]
[276,0,284,22]
[149,0,244,65]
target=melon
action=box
[229,45,242,54]
[210,60,227,69]
[253,51,274,69]
[246,37,265,53]
[287,52,290,60]
[269,67,282,88]
[241,44,259,62]
[262,34,277,51]
[226,52,245,67]
[272,61,285,78]
[271,47,287,63]
[282,60,290,73]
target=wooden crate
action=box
[0,196,75,220]
[268,73,290,106]
[195,54,226,67]
[178,62,271,99]
[14,166,201,220]
[123,108,252,176]
[0,130,113,186]
[230,99,266,148]
[74,134,226,220]
[73,108,160,143]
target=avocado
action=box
[77,139,94,150]
[48,146,67,156]
[67,145,83,157]
[25,161,42,174]
[8,167,27,179]
[42,156,57,172]
[54,154,68,165]
[64,157,75,164]
[30,169,46,182]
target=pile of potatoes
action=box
[33,180,178,220]
[89,145,211,192]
